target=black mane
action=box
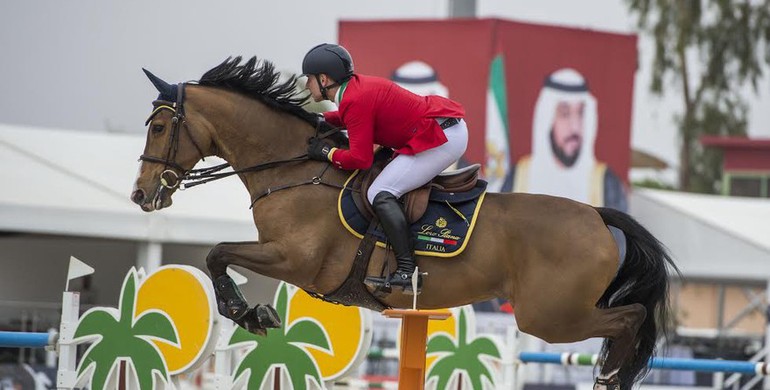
[198,56,347,146]
[198,56,320,125]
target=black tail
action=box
[594,207,680,389]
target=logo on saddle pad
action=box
[435,217,448,228]
[338,171,488,257]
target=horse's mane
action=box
[198,56,347,146]
[198,56,316,122]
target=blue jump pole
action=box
[0,331,52,348]
[519,352,770,376]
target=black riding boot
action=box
[367,191,421,293]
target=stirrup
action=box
[253,304,281,329]
[365,271,423,295]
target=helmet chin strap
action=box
[314,74,339,101]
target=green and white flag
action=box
[484,54,511,192]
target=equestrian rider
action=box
[302,43,469,292]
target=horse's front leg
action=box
[206,241,284,335]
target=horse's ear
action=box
[142,68,177,101]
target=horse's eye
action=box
[152,124,165,133]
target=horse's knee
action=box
[206,244,229,276]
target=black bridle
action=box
[139,83,207,188]
[138,83,347,208]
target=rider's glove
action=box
[307,137,335,162]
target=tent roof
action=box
[631,188,770,280]
[0,124,256,244]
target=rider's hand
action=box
[307,137,335,162]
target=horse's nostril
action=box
[131,189,146,205]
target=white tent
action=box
[631,188,770,281]
[0,123,256,243]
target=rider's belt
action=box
[437,117,460,130]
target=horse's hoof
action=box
[254,304,281,328]
[235,305,281,336]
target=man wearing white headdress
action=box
[391,60,465,173]
[391,61,449,98]
[510,68,627,211]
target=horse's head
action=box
[131,69,212,212]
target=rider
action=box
[302,43,468,292]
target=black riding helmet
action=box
[302,43,354,100]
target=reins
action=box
[139,83,350,208]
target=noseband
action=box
[139,83,207,189]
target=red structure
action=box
[701,136,770,197]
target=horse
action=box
[130,56,678,390]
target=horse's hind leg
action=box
[571,304,647,390]
[206,241,285,335]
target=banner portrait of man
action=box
[509,68,627,211]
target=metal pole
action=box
[137,241,163,272]
[57,291,80,389]
[764,279,770,390]
[0,331,50,348]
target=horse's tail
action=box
[594,207,680,389]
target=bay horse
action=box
[131,57,678,389]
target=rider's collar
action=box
[334,80,349,106]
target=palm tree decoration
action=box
[426,307,502,390]
[228,283,331,389]
[73,268,178,390]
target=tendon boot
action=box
[214,275,281,335]
[364,191,422,294]
[214,275,250,320]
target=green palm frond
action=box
[427,358,458,390]
[74,309,119,340]
[427,334,457,355]
[120,271,137,323]
[457,309,468,344]
[133,311,178,345]
[274,283,290,320]
[285,319,331,352]
[466,337,502,360]
[127,343,169,390]
[77,350,118,390]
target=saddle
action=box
[351,149,481,223]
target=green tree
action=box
[426,307,502,390]
[73,269,177,390]
[627,0,770,193]
[228,283,331,389]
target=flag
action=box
[65,256,94,291]
[484,54,511,192]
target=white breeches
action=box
[367,119,469,203]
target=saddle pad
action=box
[338,171,487,257]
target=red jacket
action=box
[323,74,465,170]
